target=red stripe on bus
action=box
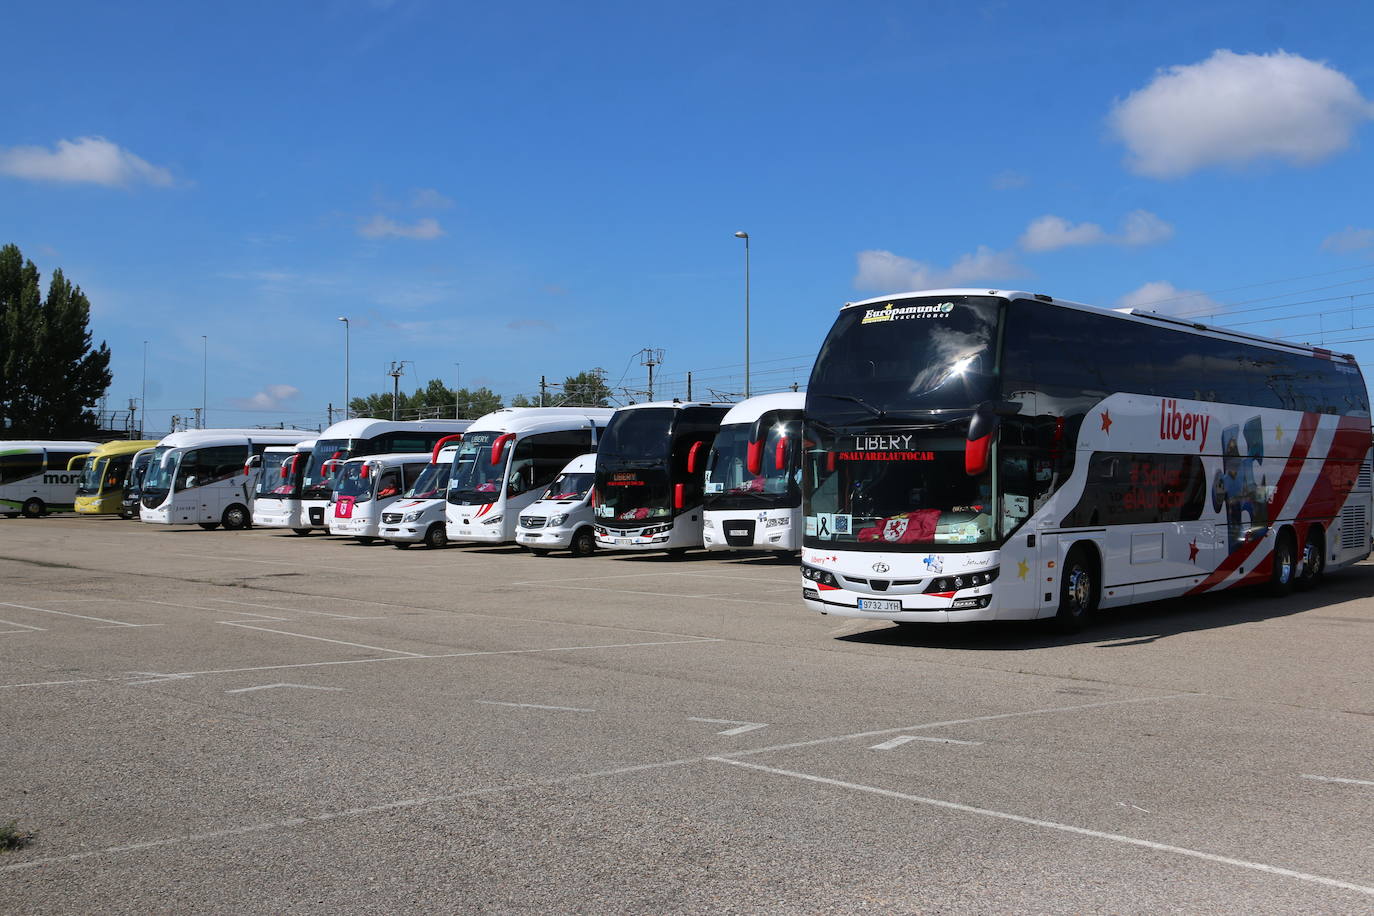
[1186,411,1321,596]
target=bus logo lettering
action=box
[1160,398,1210,453]
[43,473,77,485]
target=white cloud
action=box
[1019,210,1173,252]
[853,246,1022,292]
[0,136,176,187]
[1116,281,1223,318]
[234,384,301,410]
[1322,226,1374,253]
[410,188,453,209]
[358,215,445,240]
[1109,50,1374,178]
[1020,216,1108,252]
[991,170,1028,190]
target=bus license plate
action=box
[858,598,900,612]
[617,538,635,546]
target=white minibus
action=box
[380,442,460,549]
[139,429,308,529]
[702,392,805,553]
[251,439,317,533]
[516,453,599,556]
[327,453,433,542]
[0,440,101,517]
[299,419,472,531]
[446,408,613,545]
[592,400,732,556]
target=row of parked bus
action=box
[0,393,807,559]
[6,287,1372,632]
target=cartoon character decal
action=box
[1211,416,1268,553]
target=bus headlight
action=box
[482,515,503,526]
[925,568,999,593]
[801,565,839,588]
[547,513,569,527]
[402,511,423,522]
[703,518,715,529]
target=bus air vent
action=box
[1340,503,1368,551]
[1356,460,1372,492]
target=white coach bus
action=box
[702,392,805,553]
[139,429,308,529]
[592,400,732,556]
[298,419,473,532]
[250,439,316,534]
[801,289,1372,631]
[328,452,433,542]
[0,440,101,517]
[446,407,613,544]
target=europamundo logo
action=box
[861,301,955,324]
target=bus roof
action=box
[842,288,1357,363]
[316,418,474,439]
[0,440,102,453]
[152,429,309,449]
[294,438,317,451]
[79,439,160,458]
[465,406,616,437]
[340,452,432,468]
[718,392,804,426]
[612,400,735,414]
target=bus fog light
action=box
[703,518,714,529]
[951,596,992,610]
[804,587,820,601]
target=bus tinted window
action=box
[0,452,42,484]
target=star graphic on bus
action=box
[1188,540,1199,562]
[1275,423,1284,442]
[1099,410,1112,433]
[1016,558,1029,579]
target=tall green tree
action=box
[559,370,611,407]
[0,244,112,436]
[349,379,502,420]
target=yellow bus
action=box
[73,440,159,515]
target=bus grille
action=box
[520,516,546,529]
[381,513,402,524]
[1340,502,1368,551]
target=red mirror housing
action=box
[774,437,787,471]
[430,433,464,465]
[965,434,993,476]
[746,439,764,476]
[361,462,371,479]
[687,440,706,475]
[491,433,516,466]
[674,483,685,509]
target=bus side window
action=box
[376,471,401,499]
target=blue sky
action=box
[3,0,1373,432]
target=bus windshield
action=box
[256,452,299,498]
[405,462,450,499]
[125,453,151,491]
[596,468,672,521]
[808,295,1001,421]
[141,446,176,501]
[302,438,352,500]
[335,463,377,502]
[598,409,673,460]
[447,432,504,505]
[76,457,105,495]
[704,423,799,510]
[804,424,994,549]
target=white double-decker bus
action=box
[593,400,732,556]
[250,439,316,533]
[139,429,309,529]
[702,392,805,553]
[802,289,1372,631]
[298,419,472,532]
[446,407,613,544]
[0,440,100,517]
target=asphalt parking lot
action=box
[1,517,1372,914]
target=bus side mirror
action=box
[687,441,706,474]
[746,439,764,476]
[966,405,999,476]
[774,438,787,471]
[674,483,685,509]
[492,433,516,466]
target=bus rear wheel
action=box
[21,498,44,518]
[1051,546,1097,633]
[222,504,250,531]
[291,528,312,536]
[1268,529,1297,596]
[1297,527,1325,590]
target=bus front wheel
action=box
[222,504,250,531]
[198,522,220,530]
[1297,527,1325,590]
[425,524,448,549]
[21,498,44,518]
[291,528,312,536]
[569,528,596,558]
[1051,546,1098,633]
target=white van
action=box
[380,444,458,549]
[515,453,598,556]
[326,453,432,542]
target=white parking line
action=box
[205,598,385,620]
[217,621,429,657]
[476,700,594,712]
[0,601,152,628]
[143,599,286,620]
[870,735,983,750]
[1300,774,1374,787]
[0,618,45,632]
[522,582,796,605]
[711,757,1374,898]
[687,717,769,736]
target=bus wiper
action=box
[813,393,888,419]
[812,394,943,424]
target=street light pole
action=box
[734,231,751,397]
[201,335,207,428]
[338,317,350,420]
[141,340,148,437]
